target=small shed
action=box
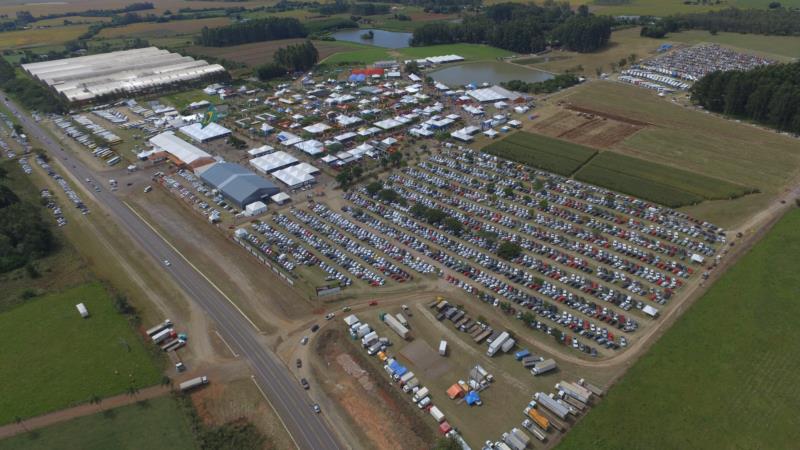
[447,384,465,399]
[76,303,89,318]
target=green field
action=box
[574,152,754,208]
[559,208,800,449]
[321,44,392,65]
[399,43,513,61]
[668,30,800,60]
[0,283,161,424]
[483,131,598,176]
[0,396,198,450]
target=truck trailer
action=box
[413,387,429,403]
[531,359,557,376]
[146,319,173,337]
[524,406,550,431]
[511,428,531,447]
[361,331,378,347]
[487,331,510,357]
[430,406,446,423]
[535,392,570,420]
[502,431,527,450]
[402,378,419,392]
[439,340,448,356]
[179,376,208,392]
[578,378,604,397]
[501,338,516,353]
[383,314,410,340]
[521,419,547,442]
[557,381,592,404]
[151,327,175,344]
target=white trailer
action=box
[535,392,570,420]
[395,313,409,327]
[430,405,446,423]
[361,331,378,347]
[151,327,175,344]
[557,381,592,404]
[399,371,415,385]
[356,323,371,338]
[413,387,429,403]
[402,378,419,392]
[502,432,527,450]
[343,314,360,327]
[439,340,448,356]
[531,359,557,376]
[76,303,89,318]
[384,313,410,339]
[521,420,547,442]
[146,319,173,337]
[487,331,510,357]
[501,337,516,353]
[511,428,531,447]
[179,376,208,391]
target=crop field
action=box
[574,152,755,208]
[97,17,231,39]
[190,39,361,68]
[559,208,800,450]
[0,25,90,49]
[0,283,161,424]
[546,82,800,227]
[0,396,197,450]
[0,0,277,16]
[483,131,597,176]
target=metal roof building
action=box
[179,122,231,143]
[199,162,280,209]
[149,131,214,170]
[22,47,226,103]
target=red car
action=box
[369,300,379,306]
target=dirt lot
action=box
[312,328,438,450]
[527,103,648,148]
[188,40,360,68]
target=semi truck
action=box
[557,381,592,404]
[531,359,557,376]
[383,314,410,340]
[146,319,173,337]
[521,419,547,442]
[162,338,186,352]
[521,356,540,368]
[179,376,208,392]
[535,392,570,420]
[511,428,531,447]
[151,327,176,344]
[514,349,530,361]
[430,406,446,423]
[439,340,448,356]
[356,323,371,338]
[578,378,604,397]
[502,431,527,450]
[399,371,415,385]
[402,378,419,393]
[524,406,550,431]
[413,387,429,403]
[487,331,510,357]
[537,408,567,432]
[343,314,359,327]
[501,337,516,353]
[395,313,409,328]
[560,394,586,411]
[361,331,378,347]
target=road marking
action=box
[214,330,239,357]
[123,201,263,333]
[250,375,301,450]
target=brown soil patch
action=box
[398,339,451,380]
[314,329,437,450]
[530,104,648,148]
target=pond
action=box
[330,28,412,49]
[430,61,554,87]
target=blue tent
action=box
[465,391,481,406]
[388,360,407,377]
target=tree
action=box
[538,199,549,210]
[433,436,461,450]
[365,181,383,196]
[443,217,463,235]
[503,186,515,198]
[89,394,102,411]
[497,241,522,260]
[335,169,352,190]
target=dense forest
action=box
[257,40,319,80]
[317,0,391,16]
[411,2,612,53]
[0,167,57,274]
[691,61,800,133]
[197,17,308,46]
[356,0,478,14]
[0,58,66,113]
[664,8,800,36]
[502,74,581,94]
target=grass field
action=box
[321,43,392,65]
[0,25,90,49]
[0,396,197,450]
[97,17,232,39]
[483,131,598,176]
[161,89,219,110]
[399,43,513,61]
[552,82,800,227]
[0,283,161,424]
[190,39,362,68]
[574,152,754,208]
[558,208,800,450]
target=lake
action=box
[330,29,412,49]
[430,61,554,87]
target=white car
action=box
[163,260,171,267]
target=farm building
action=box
[21,47,226,103]
[199,162,280,209]
[148,131,215,170]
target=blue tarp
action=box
[388,360,407,376]
[515,349,531,361]
[465,391,480,406]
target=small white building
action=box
[76,303,89,318]
[245,201,267,216]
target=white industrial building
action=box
[272,163,318,189]
[250,151,298,173]
[22,47,226,103]
[148,131,214,170]
[179,122,231,143]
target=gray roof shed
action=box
[200,162,280,208]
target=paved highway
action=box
[2,94,343,450]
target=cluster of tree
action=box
[335,164,365,190]
[274,40,319,71]
[410,203,463,235]
[317,0,390,16]
[365,0,478,14]
[640,25,668,38]
[411,2,612,54]
[663,7,800,36]
[196,17,307,46]
[3,2,155,32]
[496,241,522,260]
[690,61,800,133]
[502,74,581,94]
[0,58,66,113]
[0,170,57,274]
[306,17,360,35]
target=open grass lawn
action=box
[321,43,392,65]
[0,283,161,424]
[574,152,754,208]
[555,82,800,226]
[483,131,597,176]
[189,39,362,68]
[558,208,800,450]
[399,43,513,61]
[667,30,800,60]
[0,397,198,450]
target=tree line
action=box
[0,166,57,274]
[0,58,66,113]
[359,0,478,14]
[502,74,581,94]
[648,8,800,37]
[317,0,391,16]
[196,17,308,46]
[411,2,612,54]
[256,40,319,80]
[691,61,800,133]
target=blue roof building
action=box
[199,162,280,209]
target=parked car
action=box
[296,358,302,368]
[311,324,320,332]
[313,404,321,413]
[301,378,309,390]
[300,336,309,345]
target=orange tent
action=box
[446,384,465,399]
